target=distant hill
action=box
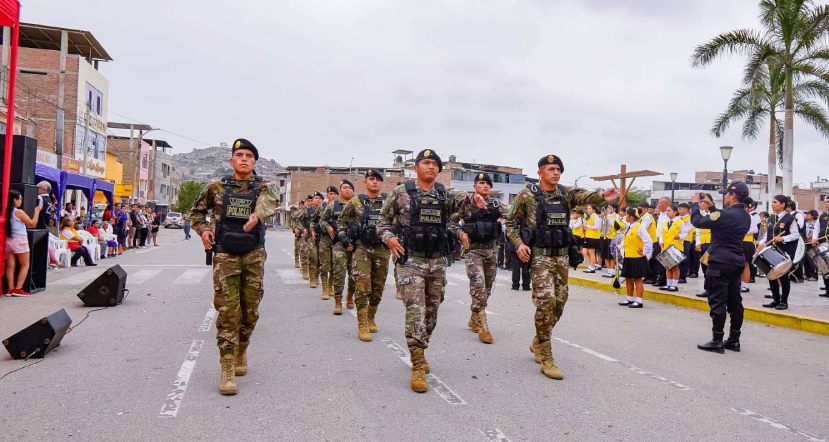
[173,144,284,182]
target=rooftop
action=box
[8,22,113,61]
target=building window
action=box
[160,184,167,196]
[85,83,104,116]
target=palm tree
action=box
[692,0,829,195]
[710,60,829,206]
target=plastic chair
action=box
[78,230,100,262]
[49,233,71,268]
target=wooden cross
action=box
[591,164,662,209]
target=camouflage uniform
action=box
[312,202,333,295]
[289,208,306,274]
[289,206,300,267]
[320,199,356,303]
[295,206,319,283]
[377,182,462,351]
[190,176,279,357]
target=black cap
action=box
[718,181,749,198]
[313,191,324,199]
[232,138,259,160]
[340,179,354,190]
[326,186,339,194]
[414,149,443,172]
[537,154,564,172]
[365,169,384,181]
[306,194,314,200]
[473,172,493,187]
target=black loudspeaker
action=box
[2,229,48,295]
[0,135,37,184]
[3,309,72,359]
[77,265,128,307]
[2,183,38,219]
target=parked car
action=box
[164,212,183,228]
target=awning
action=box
[64,172,95,221]
[94,179,114,206]
[34,162,65,215]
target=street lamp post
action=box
[719,146,734,202]
[670,172,678,204]
[574,175,587,188]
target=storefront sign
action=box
[77,107,108,135]
[36,149,58,168]
[82,157,106,178]
[62,157,81,174]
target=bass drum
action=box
[807,242,829,275]
[753,246,793,281]
[793,237,806,264]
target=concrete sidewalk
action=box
[568,266,829,336]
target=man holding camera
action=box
[505,155,618,380]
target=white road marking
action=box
[480,428,512,441]
[380,337,466,405]
[553,337,691,391]
[282,248,293,257]
[50,269,106,285]
[159,339,204,418]
[452,299,524,327]
[198,306,217,332]
[732,409,825,442]
[128,268,165,284]
[174,268,211,285]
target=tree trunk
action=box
[782,65,794,195]
[768,116,777,210]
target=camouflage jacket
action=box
[316,198,350,235]
[377,181,464,245]
[189,176,279,237]
[451,193,508,244]
[310,202,327,234]
[337,194,386,242]
[505,185,604,248]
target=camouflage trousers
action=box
[332,242,356,296]
[398,256,446,351]
[351,243,390,309]
[530,255,569,342]
[393,256,400,295]
[465,247,497,312]
[318,236,333,286]
[213,249,267,357]
[301,235,319,280]
[293,234,301,265]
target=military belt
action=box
[214,244,265,254]
[532,246,568,257]
[469,240,498,250]
[408,250,445,258]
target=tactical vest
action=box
[462,197,500,243]
[354,194,387,246]
[303,206,315,230]
[401,181,448,257]
[216,176,265,255]
[524,183,570,249]
[314,202,328,236]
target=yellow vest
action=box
[644,213,658,242]
[743,233,755,242]
[584,213,601,239]
[662,218,683,250]
[624,223,645,258]
[603,213,622,239]
[681,214,695,242]
[571,218,585,238]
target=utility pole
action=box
[135,130,144,204]
[150,138,157,201]
[55,30,68,166]
[81,101,90,175]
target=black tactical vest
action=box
[402,181,447,257]
[355,194,386,246]
[526,183,570,249]
[217,176,265,255]
[462,197,501,243]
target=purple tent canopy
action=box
[34,163,65,213]
[94,179,114,206]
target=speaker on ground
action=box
[3,309,72,360]
[77,265,128,307]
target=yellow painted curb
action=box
[569,275,829,337]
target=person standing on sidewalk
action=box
[183,211,192,240]
[190,138,278,395]
[691,183,751,354]
[506,155,618,380]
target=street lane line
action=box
[128,268,165,284]
[174,268,211,285]
[159,339,204,418]
[452,299,524,327]
[553,337,692,391]
[198,306,217,332]
[50,269,106,285]
[380,337,466,405]
[282,248,293,258]
[480,428,512,441]
[731,409,825,442]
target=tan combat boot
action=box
[309,277,318,289]
[396,291,402,300]
[321,283,329,300]
[219,354,238,395]
[477,311,493,344]
[333,295,343,315]
[234,343,248,376]
[301,268,309,280]
[468,311,480,333]
[537,340,564,380]
[423,353,430,374]
[346,291,355,310]
[294,258,300,268]
[530,337,541,364]
[410,348,428,393]
[357,308,372,342]
[367,306,379,333]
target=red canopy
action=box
[0,0,22,278]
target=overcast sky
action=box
[26,0,829,189]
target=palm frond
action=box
[794,99,829,138]
[793,79,829,105]
[775,117,785,167]
[691,30,768,68]
[741,106,766,140]
[743,43,783,85]
[711,88,755,137]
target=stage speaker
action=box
[3,309,72,360]
[1,229,48,295]
[1,183,39,219]
[77,265,128,307]
[0,134,37,184]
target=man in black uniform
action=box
[690,182,751,354]
[815,199,829,297]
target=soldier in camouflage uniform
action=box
[452,173,507,344]
[378,149,464,393]
[312,186,339,300]
[291,199,309,277]
[321,180,356,314]
[190,138,278,395]
[338,169,390,342]
[505,155,617,380]
[297,192,323,285]
[289,204,301,268]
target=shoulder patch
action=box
[709,212,721,221]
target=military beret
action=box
[306,194,314,200]
[473,172,493,187]
[365,169,384,181]
[538,154,563,172]
[232,138,259,160]
[326,186,339,194]
[415,149,443,172]
[340,179,354,190]
[313,191,324,199]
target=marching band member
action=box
[813,200,829,296]
[618,207,653,308]
[677,203,692,283]
[658,205,683,292]
[761,195,800,310]
[570,208,585,252]
[786,202,806,283]
[639,202,658,284]
[582,204,602,273]
[601,204,621,278]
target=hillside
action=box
[173,144,284,182]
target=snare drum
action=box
[656,244,686,270]
[807,242,829,275]
[753,246,792,281]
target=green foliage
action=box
[175,181,206,213]
[623,187,649,206]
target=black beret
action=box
[340,179,354,190]
[306,194,314,200]
[326,186,339,194]
[232,138,259,160]
[415,149,443,172]
[537,154,564,172]
[365,169,384,181]
[313,191,324,199]
[473,172,493,187]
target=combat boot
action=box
[423,353,430,374]
[537,340,564,380]
[529,337,541,364]
[723,329,741,352]
[294,258,300,268]
[410,348,428,393]
[468,312,480,333]
[698,331,726,354]
[346,291,355,310]
[396,291,402,300]
[301,269,309,280]
[367,306,379,333]
[357,307,372,342]
[309,277,318,289]
[333,295,343,315]
[219,354,237,395]
[477,311,493,344]
[235,343,248,376]
[321,283,329,300]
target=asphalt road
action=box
[1,228,828,442]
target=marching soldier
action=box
[337,169,390,342]
[452,172,507,344]
[190,138,278,395]
[312,186,339,300]
[297,192,323,285]
[289,204,301,268]
[322,180,357,314]
[293,197,312,279]
[378,149,464,393]
[505,155,617,380]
